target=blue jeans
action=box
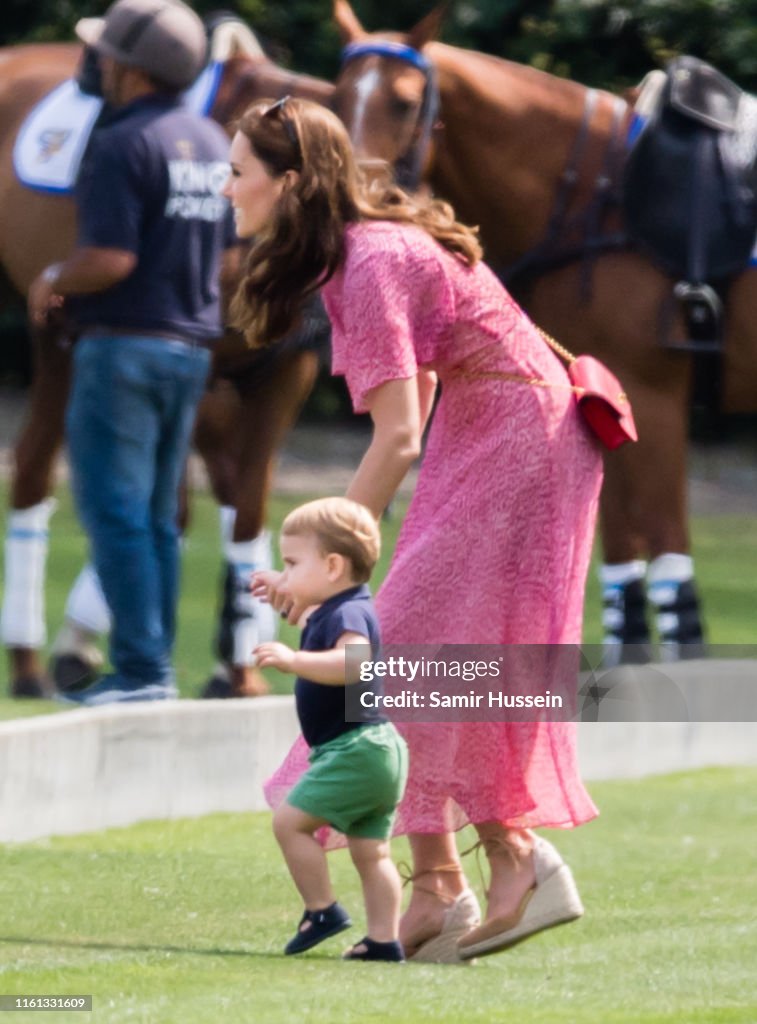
[66,334,210,685]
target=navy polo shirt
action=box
[295,584,387,748]
[69,94,234,342]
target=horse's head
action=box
[332,0,445,189]
[210,55,334,137]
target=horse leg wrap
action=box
[0,498,57,648]
[216,515,277,667]
[48,564,110,689]
[599,560,652,665]
[647,554,706,660]
[60,562,112,635]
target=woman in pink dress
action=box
[224,96,602,963]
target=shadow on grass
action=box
[0,934,343,962]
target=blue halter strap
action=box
[340,41,439,191]
[341,41,433,74]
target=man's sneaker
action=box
[284,901,352,955]
[58,675,178,707]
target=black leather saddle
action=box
[623,56,757,347]
[624,55,757,281]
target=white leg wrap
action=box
[230,611,261,667]
[224,531,278,666]
[647,553,694,592]
[0,499,58,648]
[219,505,236,546]
[62,562,112,635]
[210,661,230,682]
[648,554,694,632]
[648,553,696,661]
[598,560,648,587]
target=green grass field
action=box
[2,485,757,1020]
[1,480,757,717]
[0,767,755,1023]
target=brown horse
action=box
[0,28,333,698]
[331,0,757,660]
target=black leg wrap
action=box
[214,562,236,664]
[198,564,240,699]
[652,579,707,659]
[602,578,653,665]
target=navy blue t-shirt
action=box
[69,95,234,342]
[295,584,387,748]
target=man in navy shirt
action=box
[28,0,235,704]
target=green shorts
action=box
[287,722,408,840]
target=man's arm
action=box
[28,247,137,326]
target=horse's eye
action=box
[390,96,418,118]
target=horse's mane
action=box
[208,18,265,62]
[426,40,591,110]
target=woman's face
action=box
[223,131,287,239]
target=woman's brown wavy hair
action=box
[228,97,482,347]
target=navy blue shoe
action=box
[284,902,352,955]
[57,674,178,707]
[343,936,406,962]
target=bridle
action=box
[340,41,439,191]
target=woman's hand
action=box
[254,641,297,673]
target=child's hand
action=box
[250,569,283,603]
[254,641,297,674]
[251,569,304,624]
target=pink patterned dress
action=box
[265,220,601,841]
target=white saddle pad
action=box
[14,61,223,195]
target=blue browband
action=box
[341,41,432,73]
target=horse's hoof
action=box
[199,674,233,699]
[199,669,271,699]
[50,653,100,693]
[231,667,271,698]
[10,675,54,700]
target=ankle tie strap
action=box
[397,861,464,901]
[460,834,528,894]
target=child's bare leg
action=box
[347,836,401,943]
[273,803,333,913]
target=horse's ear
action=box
[407,3,447,50]
[333,0,366,44]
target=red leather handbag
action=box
[538,329,638,451]
[566,354,638,450]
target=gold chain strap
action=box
[534,325,577,366]
[450,323,586,394]
[536,328,628,404]
[452,368,566,389]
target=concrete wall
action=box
[0,697,300,843]
[2,660,756,843]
